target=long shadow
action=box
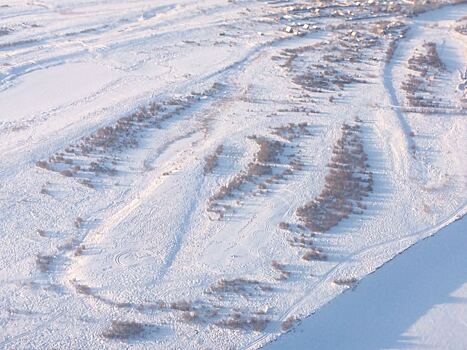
[266,215,467,350]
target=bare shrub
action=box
[216,315,269,332]
[36,254,54,272]
[36,160,48,169]
[71,280,92,295]
[74,217,84,228]
[402,42,449,109]
[58,239,77,251]
[169,300,192,312]
[74,245,86,256]
[36,229,46,237]
[296,120,372,232]
[287,235,313,248]
[208,278,269,297]
[281,315,298,331]
[333,277,358,287]
[272,260,290,280]
[181,311,199,322]
[102,321,145,340]
[39,188,49,195]
[204,145,224,174]
[302,248,327,261]
[60,169,73,177]
[78,179,94,189]
[208,137,284,214]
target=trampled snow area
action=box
[0,1,466,349]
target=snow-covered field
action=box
[266,215,467,350]
[0,1,465,349]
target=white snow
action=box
[0,1,465,349]
[265,216,467,350]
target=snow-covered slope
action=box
[265,216,467,350]
[0,1,465,349]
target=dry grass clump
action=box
[207,278,271,297]
[74,244,86,256]
[287,234,314,248]
[281,315,298,331]
[169,300,194,312]
[215,314,269,332]
[57,238,79,252]
[296,120,372,233]
[102,321,146,340]
[59,169,73,177]
[272,260,290,280]
[35,160,48,169]
[74,217,84,228]
[36,254,54,273]
[302,248,327,261]
[272,122,311,141]
[333,277,358,287]
[36,229,47,237]
[204,145,224,174]
[250,136,282,164]
[71,280,92,295]
[455,18,467,35]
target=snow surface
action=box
[265,216,467,350]
[0,1,466,349]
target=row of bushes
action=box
[36,83,225,186]
[296,121,372,233]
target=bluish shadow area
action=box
[266,216,467,350]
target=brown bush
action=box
[302,248,327,261]
[74,217,84,228]
[102,321,145,340]
[281,315,298,331]
[36,160,48,169]
[60,169,73,177]
[333,277,358,287]
[272,260,290,280]
[74,245,86,256]
[296,120,371,232]
[204,145,224,174]
[36,254,54,273]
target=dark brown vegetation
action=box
[333,277,358,287]
[207,136,290,218]
[272,122,311,141]
[296,120,372,233]
[302,248,327,261]
[401,42,450,110]
[215,314,269,332]
[207,278,272,298]
[204,145,224,174]
[102,321,146,340]
[74,244,86,256]
[272,260,290,280]
[281,315,298,332]
[35,83,225,186]
[71,280,92,295]
[36,254,54,273]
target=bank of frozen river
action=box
[266,215,467,350]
